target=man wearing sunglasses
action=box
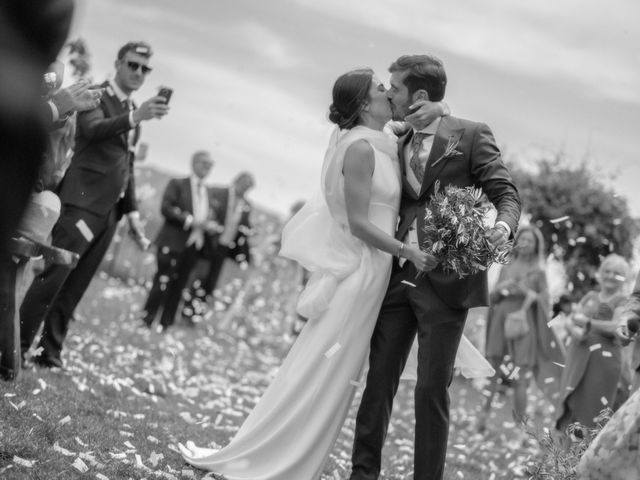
[20,41,169,369]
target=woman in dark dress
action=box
[555,254,630,431]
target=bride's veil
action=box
[280,126,395,319]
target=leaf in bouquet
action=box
[471,187,483,202]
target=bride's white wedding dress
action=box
[179,126,492,479]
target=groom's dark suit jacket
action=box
[396,115,521,309]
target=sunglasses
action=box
[125,61,152,74]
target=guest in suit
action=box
[142,151,219,331]
[350,55,521,480]
[182,172,255,318]
[20,41,169,368]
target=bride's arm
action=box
[343,140,432,272]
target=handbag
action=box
[504,309,530,340]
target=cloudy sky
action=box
[69,0,640,216]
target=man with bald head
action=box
[141,151,219,331]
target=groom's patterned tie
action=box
[409,132,430,183]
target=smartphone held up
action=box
[157,86,173,105]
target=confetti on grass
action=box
[71,458,89,473]
[13,456,35,467]
[53,442,75,456]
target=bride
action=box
[179,68,492,479]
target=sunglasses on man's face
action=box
[125,61,152,74]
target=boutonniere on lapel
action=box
[431,135,463,168]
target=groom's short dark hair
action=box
[389,55,447,102]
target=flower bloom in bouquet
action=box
[421,180,513,278]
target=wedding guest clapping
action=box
[556,254,630,432]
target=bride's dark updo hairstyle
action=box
[328,68,374,130]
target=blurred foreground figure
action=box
[20,41,169,369]
[576,386,640,479]
[0,0,74,254]
[0,0,76,380]
[617,270,640,393]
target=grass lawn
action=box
[0,256,555,479]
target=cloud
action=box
[134,54,333,212]
[70,0,640,215]
[293,0,640,104]
[235,21,303,69]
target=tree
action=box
[66,38,91,79]
[507,154,639,300]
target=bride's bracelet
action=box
[396,242,405,258]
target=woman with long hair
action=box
[479,225,564,430]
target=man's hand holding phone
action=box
[157,86,173,104]
[132,92,170,123]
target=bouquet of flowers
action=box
[421,181,513,278]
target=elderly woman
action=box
[555,254,630,432]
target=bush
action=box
[507,154,639,300]
[522,409,613,479]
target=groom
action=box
[350,55,521,480]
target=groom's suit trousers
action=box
[351,261,467,480]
